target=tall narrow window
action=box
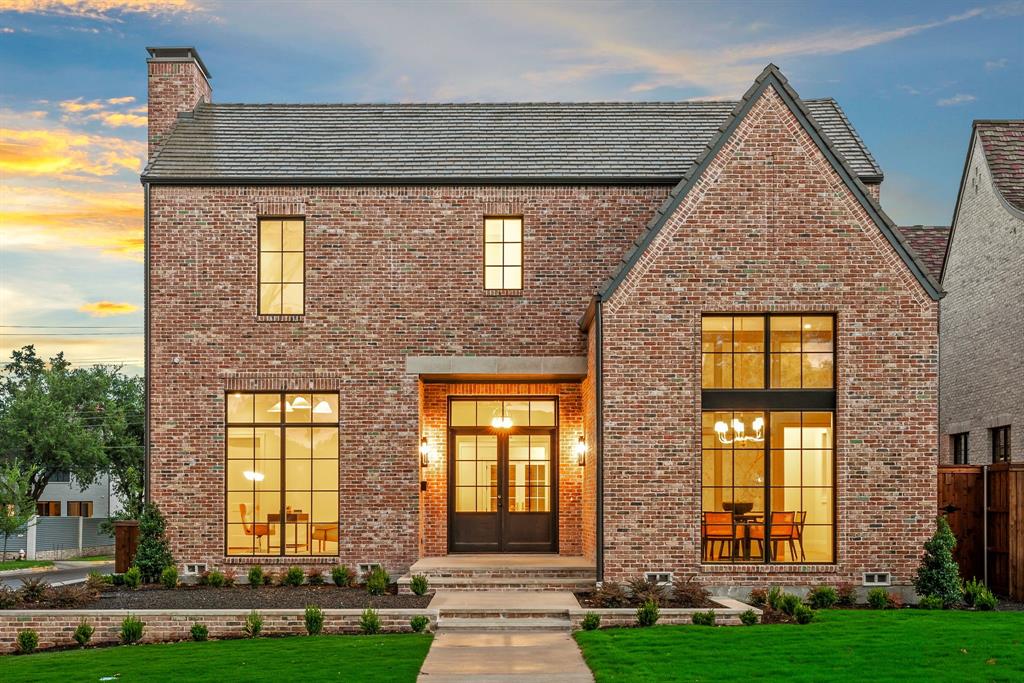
[484,217,523,290]
[952,432,969,464]
[226,391,339,556]
[992,426,1011,463]
[259,218,304,315]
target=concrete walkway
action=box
[431,590,579,610]
[418,631,593,683]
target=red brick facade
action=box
[599,87,938,586]
[146,53,211,157]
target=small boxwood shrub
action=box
[777,592,801,616]
[974,586,998,611]
[867,588,889,609]
[305,605,325,635]
[160,566,178,590]
[206,570,226,588]
[306,569,325,586]
[190,622,209,641]
[244,610,263,638]
[410,615,430,633]
[581,612,601,631]
[793,604,815,624]
[836,582,857,607]
[740,609,758,626]
[247,566,264,587]
[360,608,382,635]
[918,595,944,610]
[807,585,838,609]
[691,610,716,626]
[331,564,355,587]
[111,573,126,587]
[410,574,429,596]
[124,566,142,590]
[73,620,94,647]
[16,629,39,654]
[636,599,660,627]
[283,566,305,587]
[120,615,144,644]
[366,567,390,596]
[962,578,985,607]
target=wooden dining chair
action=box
[749,511,800,561]
[702,511,737,560]
[239,503,271,552]
[311,524,338,552]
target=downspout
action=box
[983,464,988,586]
[595,299,605,584]
[143,182,151,506]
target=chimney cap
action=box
[146,46,211,79]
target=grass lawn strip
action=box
[3,634,433,682]
[0,560,53,572]
[575,609,1024,682]
[74,555,114,562]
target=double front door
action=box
[449,429,557,552]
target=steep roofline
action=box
[592,63,942,306]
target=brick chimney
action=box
[146,47,211,159]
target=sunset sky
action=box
[1,0,1022,376]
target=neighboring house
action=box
[34,471,121,519]
[895,226,951,283]
[939,120,1024,465]
[143,47,940,591]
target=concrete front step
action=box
[399,575,593,593]
[436,617,571,632]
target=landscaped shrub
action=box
[836,582,857,607]
[306,568,325,586]
[120,615,144,644]
[197,570,211,586]
[111,573,126,586]
[331,564,355,587]
[124,566,142,590]
[206,570,226,588]
[134,502,174,583]
[962,578,985,607]
[581,612,601,631]
[16,629,38,654]
[190,623,209,641]
[262,571,276,586]
[247,566,264,588]
[974,586,998,611]
[244,610,263,638]
[410,615,430,633]
[886,592,903,610]
[18,577,48,603]
[670,576,709,607]
[0,586,17,609]
[777,592,801,616]
[766,586,784,610]
[691,610,716,626]
[283,566,305,587]
[366,567,390,596]
[913,516,963,607]
[740,609,758,626]
[747,588,768,608]
[807,585,838,609]
[160,565,178,590]
[627,576,667,606]
[410,574,429,596]
[86,571,109,591]
[635,599,660,627]
[305,605,324,635]
[73,619,94,647]
[223,569,237,587]
[593,581,628,608]
[867,588,889,609]
[918,595,944,610]
[359,608,382,634]
[47,584,95,608]
[793,604,815,625]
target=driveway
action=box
[0,561,114,589]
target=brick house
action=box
[143,47,941,592]
[939,120,1023,465]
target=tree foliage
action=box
[0,461,36,559]
[133,502,173,582]
[914,516,964,606]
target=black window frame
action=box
[952,432,969,465]
[992,426,1011,463]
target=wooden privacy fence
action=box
[937,463,1024,600]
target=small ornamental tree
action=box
[913,516,963,607]
[0,461,36,561]
[133,502,174,583]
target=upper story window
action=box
[702,315,834,389]
[484,217,523,290]
[992,426,1011,463]
[67,501,93,517]
[952,432,969,464]
[259,218,304,315]
[36,501,60,516]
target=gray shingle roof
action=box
[142,99,882,183]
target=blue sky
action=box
[1,0,1022,374]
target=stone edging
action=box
[569,596,760,628]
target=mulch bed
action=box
[574,592,717,609]
[23,586,432,610]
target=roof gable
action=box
[896,225,951,281]
[596,64,942,304]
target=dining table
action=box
[266,511,311,552]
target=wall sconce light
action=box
[574,436,588,466]
[419,437,431,468]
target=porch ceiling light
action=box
[490,416,513,429]
[574,436,587,466]
[714,417,764,445]
[243,470,265,482]
[312,400,333,415]
[291,396,311,410]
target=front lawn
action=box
[3,634,433,682]
[0,560,52,572]
[575,610,1024,682]
[74,554,113,562]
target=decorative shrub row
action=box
[592,575,710,608]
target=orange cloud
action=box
[78,301,139,317]
[1,185,143,259]
[106,96,135,105]
[0,126,144,178]
[59,98,104,113]
[0,0,201,19]
[87,111,147,128]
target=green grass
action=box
[3,634,434,682]
[0,559,52,571]
[73,554,113,561]
[575,610,1024,682]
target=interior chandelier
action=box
[714,417,764,445]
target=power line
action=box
[0,333,142,337]
[0,325,143,329]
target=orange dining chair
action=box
[749,511,802,561]
[311,524,338,552]
[702,511,738,560]
[239,503,271,552]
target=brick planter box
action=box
[0,608,436,654]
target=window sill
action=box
[483,289,524,297]
[700,563,838,573]
[255,314,304,323]
[224,556,337,564]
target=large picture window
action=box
[258,218,304,315]
[226,392,338,556]
[701,313,836,564]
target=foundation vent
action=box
[358,563,383,576]
[645,572,673,585]
[862,572,891,587]
[184,563,207,575]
